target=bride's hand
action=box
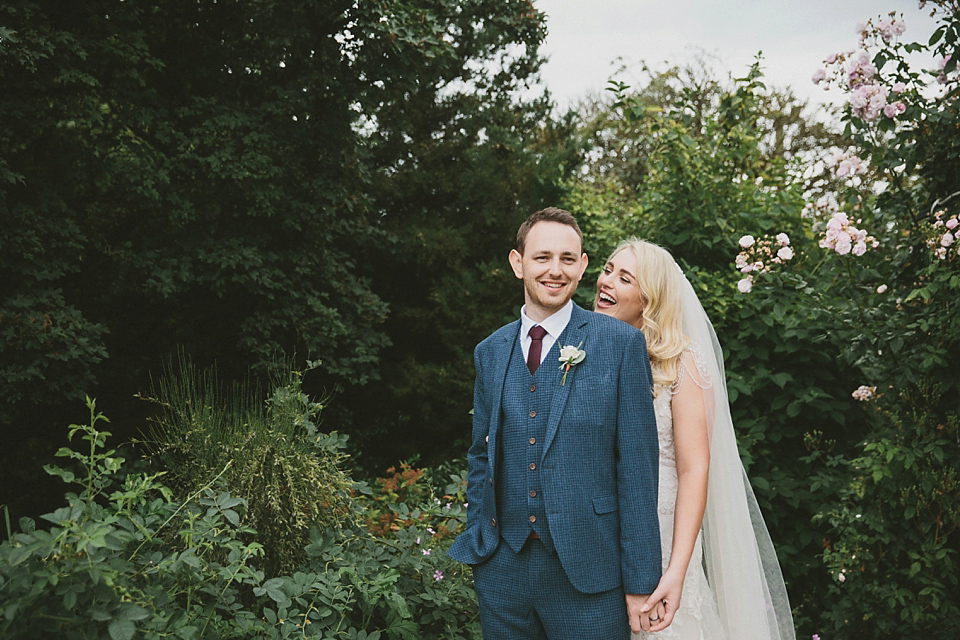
[638,570,684,632]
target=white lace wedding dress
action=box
[633,350,726,640]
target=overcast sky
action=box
[535,1,942,110]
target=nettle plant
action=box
[0,398,264,640]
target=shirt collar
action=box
[520,300,574,341]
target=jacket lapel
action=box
[541,305,589,461]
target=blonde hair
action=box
[607,238,688,390]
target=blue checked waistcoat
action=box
[448,303,662,595]
[496,338,559,553]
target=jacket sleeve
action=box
[616,330,662,594]
[464,346,489,529]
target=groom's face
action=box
[509,220,587,322]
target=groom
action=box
[448,208,661,638]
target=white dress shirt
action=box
[518,300,574,370]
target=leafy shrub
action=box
[139,357,355,575]
[0,398,264,640]
[1,395,480,639]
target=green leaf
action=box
[117,603,150,621]
[175,627,199,640]
[109,619,135,640]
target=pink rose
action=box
[737,278,753,293]
[812,69,827,85]
[826,53,838,64]
[941,232,955,247]
[776,232,790,246]
[739,235,755,248]
[852,242,867,256]
[876,284,888,294]
[946,218,959,230]
[777,246,794,260]
[892,82,906,93]
[884,104,897,118]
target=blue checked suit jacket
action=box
[448,303,661,595]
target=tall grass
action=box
[139,356,354,575]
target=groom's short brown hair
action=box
[516,207,583,254]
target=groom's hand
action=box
[625,593,652,634]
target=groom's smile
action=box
[509,220,588,323]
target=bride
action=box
[594,238,795,640]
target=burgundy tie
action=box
[527,325,548,374]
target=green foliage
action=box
[0,289,109,412]
[817,386,959,637]
[0,397,480,639]
[0,0,579,479]
[0,398,265,639]
[140,358,355,576]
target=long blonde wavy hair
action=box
[607,238,688,390]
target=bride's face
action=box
[594,249,646,329]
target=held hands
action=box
[635,570,685,633]
[626,592,668,634]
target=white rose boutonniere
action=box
[557,342,585,386]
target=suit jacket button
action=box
[529,463,536,470]
[529,515,536,523]
[529,437,536,445]
[529,410,536,418]
[491,518,497,527]
[530,385,536,392]
[529,490,537,498]
[485,435,489,442]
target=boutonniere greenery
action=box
[557,342,585,386]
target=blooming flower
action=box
[737,277,753,293]
[852,385,876,401]
[739,234,755,248]
[891,81,906,93]
[813,635,821,640]
[850,83,888,121]
[819,212,876,256]
[941,233,955,247]
[434,570,444,581]
[558,342,586,385]
[947,218,959,230]
[876,284,887,294]
[422,549,431,555]
[812,69,826,85]
[777,246,794,261]
[776,233,790,246]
